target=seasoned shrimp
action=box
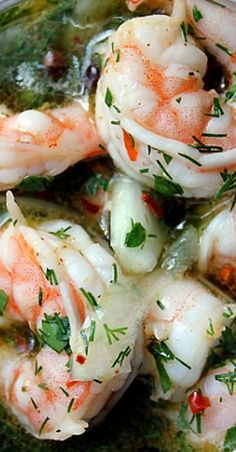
[182,361,236,447]
[0,193,144,439]
[141,270,226,401]
[0,102,103,189]
[96,0,236,197]
[198,201,236,295]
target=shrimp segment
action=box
[141,270,225,400]
[198,202,236,295]
[96,1,236,197]
[0,193,144,439]
[0,102,103,189]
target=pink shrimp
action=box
[96,0,236,197]
[0,193,143,439]
[0,102,104,190]
[126,0,172,12]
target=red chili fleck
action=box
[141,192,164,218]
[188,389,211,415]
[81,198,100,214]
[219,264,234,283]
[231,51,236,63]
[76,355,86,365]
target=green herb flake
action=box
[0,289,8,316]
[215,42,232,56]
[225,84,236,103]
[80,329,89,356]
[59,386,69,397]
[224,425,236,451]
[215,170,236,199]
[192,4,203,21]
[105,88,113,107]
[103,323,128,345]
[124,220,146,248]
[116,49,121,63]
[80,287,100,312]
[154,175,184,196]
[85,173,109,196]
[34,359,43,376]
[39,416,50,435]
[50,226,71,240]
[111,345,132,368]
[112,263,118,284]
[178,153,202,167]
[223,307,234,319]
[38,382,49,391]
[139,168,149,174]
[111,120,120,126]
[207,318,215,336]
[30,397,38,410]
[67,398,75,413]
[180,22,188,43]
[89,320,96,342]
[176,97,182,103]
[147,341,172,393]
[156,300,165,311]
[45,268,58,286]
[40,313,71,354]
[215,365,236,395]
[156,159,173,180]
[38,287,43,307]
[18,176,53,193]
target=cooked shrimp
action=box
[198,200,236,295]
[0,102,103,189]
[183,361,236,447]
[96,0,236,197]
[0,192,144,439]
[141,270,226,401]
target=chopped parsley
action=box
[224,425,236,451]
[192,4,203,21]
[124,220,146,248]
[103,323,128,345]
[0,290,8,316]
[40,312,71,354]
[154,175,184,196]
[147,340,191,394]
[17,176,53,193]
[85,173,109,196]
[105,88,113,107]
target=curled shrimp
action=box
[0,102,103,190]
[198,200,236,295]
[96,0,236,198]
[0,193,144,439]
[141,270,227,401]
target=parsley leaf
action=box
[40,313,71,354]
[85,173,109,196]
[192,4,203,21]
[224,425,236,451]
[124,220,146,248]
[105,88,113,107]
[0,290,8,316]
[154,175,184,196]
[17,176,53,193]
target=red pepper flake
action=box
[141,192,164,218]
[76,354,86,365]
[188,389,211,415]
[123,129,138,161]
[231,51,236,63]
[81,198,100,214]
[219,264,234,282]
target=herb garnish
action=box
[39,416,50,435]
[80,329,89,356]
[30,397,38,410]
[103,323,128,345]
[224,425,236,451]
[80,288,100,312]
[215,170,236,199]
[89,320,96,342]
[50,226,71,239]
[156,300,165,311]
[154,175,184,196]
[192,135,223,153]
[0,289,8,316]
[111,345,132,368]
[215,363,236,395]
[192,4,203,21]
[17,176,53,193]
[124,219,146,248]
[40,313,71,354]
[156,159,173,180]
[178,153,202,167]
[67,398,75,413]
[85,173,109,196]
[215,42,233,56]
[38,287,43,307]
[207,318,215,336]
[34,359,43,376]
[45,268,58,286]
[180,22,188,42]
[205,97,224,117]
[112,263,118,283]
[59,386,69,397]
[225,84,236,103]
[105,88,113,107]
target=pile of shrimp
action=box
[1,0,236,450]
